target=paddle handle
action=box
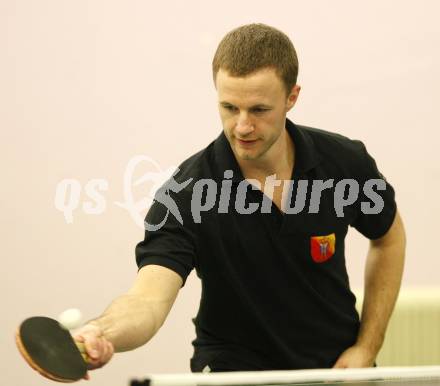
[75,341,89,362]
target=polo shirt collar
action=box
[213,117,320,182]
[286,118,321,175]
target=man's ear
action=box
[286,84,301,112]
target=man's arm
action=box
[334,209,406,368]
[75,264,182,371]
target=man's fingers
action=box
[75,334,85,343]
[99,341,112,365]
[104,341,114,363]
[82,337,113,369]
[73,325,113,370]
[84,335,101,359]
[333,359,347,368]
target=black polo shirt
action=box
[135,118,397,371]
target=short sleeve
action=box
[135,191,196,286]
[350,141,397,240]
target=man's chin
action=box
[232,143,266,161]
[236,150,260,161]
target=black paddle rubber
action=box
[17,316,87,382]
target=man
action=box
[75,23,406,375]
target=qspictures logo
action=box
[54,155,387,231]
[54,155,177,229]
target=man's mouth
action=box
[236,138,258,147]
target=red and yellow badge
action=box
[310,233,336,263]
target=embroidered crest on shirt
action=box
[310,233,336,263]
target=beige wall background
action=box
[1,1,439,385]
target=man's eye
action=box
[222,106,269,113]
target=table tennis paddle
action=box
[15,316,88,382]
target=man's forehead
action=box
[216,68,281,104]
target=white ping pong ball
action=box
[57,308,83,330]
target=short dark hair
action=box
[212,23,299,96]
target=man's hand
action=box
[73,323,114,379]
[333,344,376,368]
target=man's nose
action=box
[235,113,254,136]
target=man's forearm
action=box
[73,265,182,370]
[87,293,169,352]
[356,215,406,358]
